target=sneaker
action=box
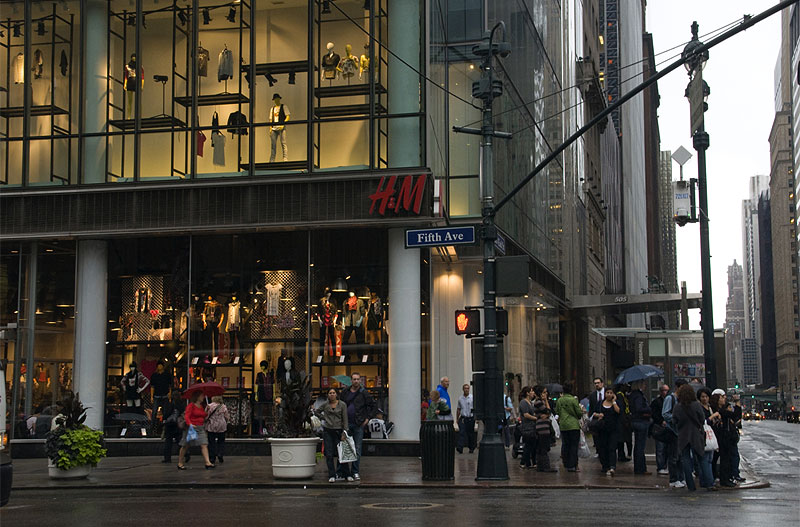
[734,476,746,482]
[657,469,669,475]
[354,473,360,481]
[670,480,686,488]
[346,476,355,482]
[335,476,346,482]
[328,477,335,483]
[606,469,615,476]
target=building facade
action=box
[724,260,745,387]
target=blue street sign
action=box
[405,226,476,248]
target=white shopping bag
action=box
[337,431,358,463]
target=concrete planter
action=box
[268,437,320,479]
[48,461,92,479]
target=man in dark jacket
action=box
[650,384,670,474]
[160,388,186,463]
[339,372,376,481]
[628,380,652,474]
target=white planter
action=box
[268,437,320,479]
[48,461,92,479]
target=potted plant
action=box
[45,394,107,479]
[267,368,320,479]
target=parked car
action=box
[0,359,12,507]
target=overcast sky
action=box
[645,0,782,328]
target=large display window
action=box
[1,0,424,186]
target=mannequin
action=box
[135,286,150,313]
[342,291,366,354]
[120,362,150,414]
[123,53,143,118]
[202,296,223,353]
[226,296,241,355]
[339,44,357,84]
[316,289,337,356]
[321,42,340,82]
[366,290,383,354]
[359,43,370,81]
[254,359,274,436]
[268,93,290,163]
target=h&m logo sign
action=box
[368,174,428,216]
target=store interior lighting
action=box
[226,6,236,23]
[36,20,47,36]
[332,277,347,292]
[321,1,331,14]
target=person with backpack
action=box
[662,378,687,488]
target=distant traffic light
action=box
[455,309,480,335]
[734,383,740,389]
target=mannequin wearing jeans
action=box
[317,292,337,356]
[268,94,290,162]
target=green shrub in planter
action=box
[45,393,107,470]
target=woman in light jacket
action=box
[314,388,351,482]
[205,395,229,464]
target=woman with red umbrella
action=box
[177,382,223,470]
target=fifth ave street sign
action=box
[405,226,476,248]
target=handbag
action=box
[337,431,358,463]
[651,422,676,443]
[703,423,719,452]
[186,424,198,442]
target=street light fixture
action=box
[682,21,717,389]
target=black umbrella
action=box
[546,383,564,394]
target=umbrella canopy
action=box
[182,381,225,399]
[614,365,663,385]
[114,413,150,423]
[546,383,564,394]
[331,375,352,387]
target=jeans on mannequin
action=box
[319,324,335,355]
[269,129,288,162]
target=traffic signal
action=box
[734,383,740,389]
[455,309,480,335]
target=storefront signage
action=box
[369,174,427,216]
[405,226,476,248]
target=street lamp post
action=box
[682,22,717,390]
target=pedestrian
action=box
[517,386,537,469]
[205,395,229,464]
[589,377,607,454]
[436,377,452,419]
[533,385,557,472]
[502,390,515,448]
[314,388,352,483]
[650,384,670,475]
[456,383,476,453]
[614,383,632,462]
[421,389,430,421]
[672,383,706,491]
[579,393,591,415]
[177,390,214,470]
[697,388,719,490]
[593,389,620,476]
[662,378,687,488]
[728,392,744,483]
[628,380,652,475]
[555,382,583,472]
[426,389,451,421]
[149,362,172,430]
[339,372,376,481]
[710,389,739,488]
[160,388,185,464]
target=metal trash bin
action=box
[420,420,455,480]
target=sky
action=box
[645,0,782,328]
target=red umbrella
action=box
[182,381,225,399]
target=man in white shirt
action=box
[456,383,476,454]
[269,93,290,162]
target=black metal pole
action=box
[693,126,716,389]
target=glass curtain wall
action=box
[1,0,424,186]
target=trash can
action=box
[420,420,455,480]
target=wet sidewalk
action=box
[10,450,768,491]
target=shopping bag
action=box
[186,424,198,442]
[549,415,561,439]
[337,432,358,463]
[578,430,591,458]
[703,423,718,452]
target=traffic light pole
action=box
[694,125,716,389]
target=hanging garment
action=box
[13,53,24,84]
[211,131,226,166]
[265,283,282,317]
[340,56,357,79]
[197,46,209,77]
[218,48,233,82]
[226,111,248,135]
[227,301,241,330]
[33,49,43,79]
[135,287,151,313]
[212,111,220,129]
[197,130,207,157]
[60,50,68,76]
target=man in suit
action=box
[589,377,606,414]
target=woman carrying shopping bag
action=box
[314,388,352,482]
[177,390,215,470]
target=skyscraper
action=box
[724,260,745,386]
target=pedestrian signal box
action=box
[455,309,480,335]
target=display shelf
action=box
[241,60,309,76]
[242,160,308,171]
[314,83,386,99]
[0,105,70,118]
[109,115,187,130]
[314,103,386,119]
[174,92,250,108]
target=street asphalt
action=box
[1,420,797,525]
